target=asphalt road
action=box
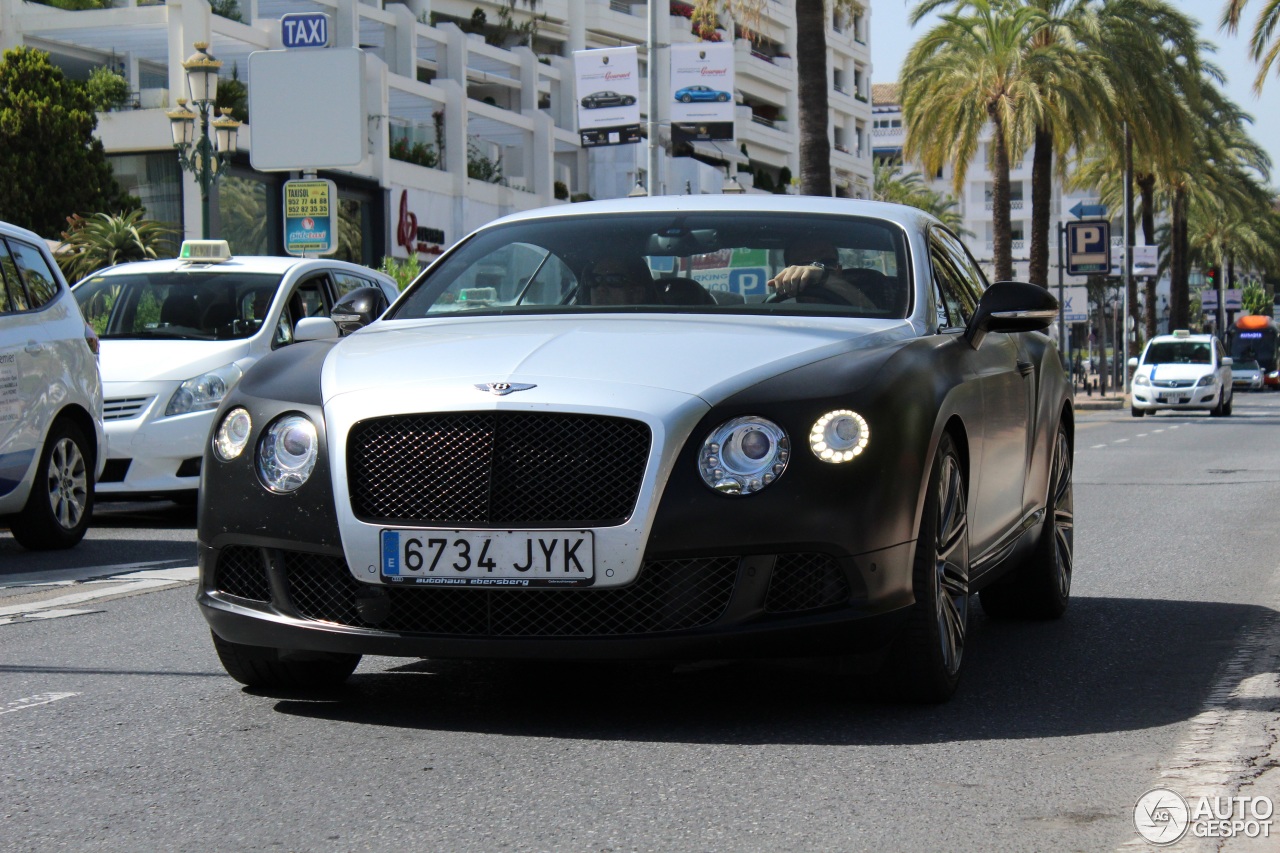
[2,394,1279,852]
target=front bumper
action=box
[98,397,215,497]
[1130,384,1219,410]
[197,540,916,660]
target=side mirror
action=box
[1222,357,1233,366]
[331,286,389,336]
[965,281,1059,349]
[1127,357,1138,368]
[295,317,340,341]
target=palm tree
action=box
[903,0,1049,281]
[913,0,1113,288]
[1223,0,1280,91]
[55,210,176,284]
[794,0,832,195]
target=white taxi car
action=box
[72,241,398,502]
[1129,330,1233,417]
[0,220,105,549]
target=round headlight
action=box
[810,410,869,463]
[698,416,789,495]
[1132,373,1150,386]
[213,407,252,460]
[257,414,319,493]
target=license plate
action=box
[380,529,594,587]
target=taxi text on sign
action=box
[283,178,337,256]
[281,13,330,48]
[1066,219,1111,275]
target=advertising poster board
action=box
[283,178,337,255]
[670,42,735,144]
[573,47,642,147]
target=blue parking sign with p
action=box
[1066,220,1110,275]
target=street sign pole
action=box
[1057,221,1066,356]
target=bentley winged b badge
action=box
[475,381,537,396]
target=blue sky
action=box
[870,0,1280,183]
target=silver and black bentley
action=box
[197,196,1074,702]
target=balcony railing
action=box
[983,199,1025,210]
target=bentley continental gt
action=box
[197,196,1075,702]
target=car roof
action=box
[1147,333,1215,344]
[0,219,50,245]
[480,195,938,233]
[86,254,393,280]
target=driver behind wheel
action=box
[767,238,876,309]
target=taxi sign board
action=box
[283,179,337,255]
[1066,219,1110,275]
[281,13,330,48]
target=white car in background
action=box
[72,241,399,502]
[0,220,105,549]
[1129,330,1234,417]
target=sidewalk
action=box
[1072,372,1127,410]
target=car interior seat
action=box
[200,302,236,334]
[843,268,902,314]
[159,292,202,329]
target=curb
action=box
[1075,398,1125,411]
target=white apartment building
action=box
[0,0,874,264]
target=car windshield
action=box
[74,271,284,341]
[1234,360,1260,370]
[389,212,913,320]
[1144,341,1212,365]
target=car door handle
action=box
[1017,360,1034,376]
[25,340,44,355]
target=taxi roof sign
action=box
[179,240,232,263]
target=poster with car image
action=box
[670,42,734,143]
[573,47,641,147]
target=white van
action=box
[0,221,105,549]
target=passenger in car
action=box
[578,254,658,306]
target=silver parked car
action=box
[0,220,105,549]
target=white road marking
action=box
[1114,438,1129,443]
[0,608,103,626]
[0,566,197,622]
[1154,429,1165,433]
[0,692,80,716]
[1092,444,1108,449]
[1137,434,1148,437]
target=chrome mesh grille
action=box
[763,553,851,613]
[282,551,738,636]
[347,412,651,526]
[1153,379,1194,388]
[213,545,271,602]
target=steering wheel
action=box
[764,284,852,305]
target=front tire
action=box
[211,632,361,689]
[1223,391,1233,416]
[980,421,1073,620]
[11,420,94,550]
[885,432,969,703]
[1131,406,1144,418]
[1210,390,1224,416]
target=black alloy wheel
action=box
[885,431,969,702]
[980,420,1074,620]
[12,420,94,550]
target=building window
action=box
[106,152,182,252]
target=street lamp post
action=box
[167,42,241,240]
